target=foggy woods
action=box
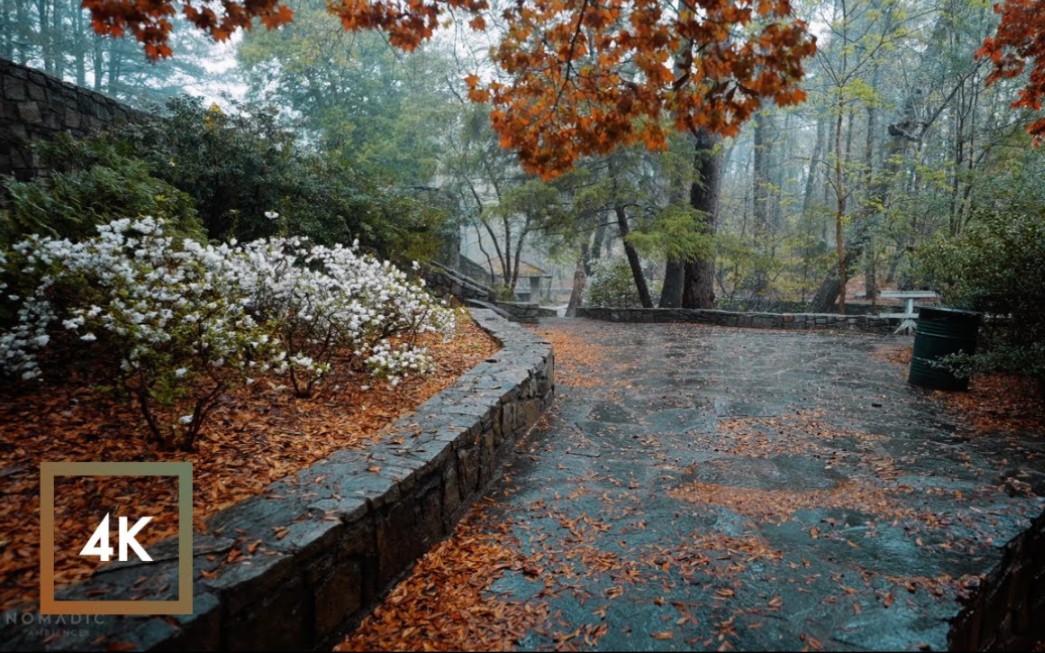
[2,0,1044,363]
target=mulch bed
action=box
[0,311,499,611]
[872,343,1045,435]
[334,506,551,652]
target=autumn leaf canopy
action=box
[977,0,1045,145]
[83,0,816,177]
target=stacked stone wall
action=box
[1,59,144,181]
[577,307,900,334]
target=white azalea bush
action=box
[229,237,454,396]
[0,217,455,449]
[2,217,281,450]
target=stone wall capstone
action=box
[1,58,145,181]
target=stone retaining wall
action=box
[0,309,553,652]
[0,58,144,180]
[715,299,908,316]
[424,262,496,304]
[492,301,543,324]
[577,306,900,334]
[949,509,1045,651]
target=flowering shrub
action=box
[229,238,454,396]
[0,218,455,449]
[3,217,279,450]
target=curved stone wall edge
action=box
[0,308,553,652]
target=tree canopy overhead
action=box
[82,0,816,178]
[469,0,816,177]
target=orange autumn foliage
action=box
[473,0,816,178]
[82,0,296,59]
[977,0,1045,144]
[83,0,815,178]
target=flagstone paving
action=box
[364,318,1045,651]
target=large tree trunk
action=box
[582,220,609,276]
[615,205,654,308]
[682,129,722,309]
[659,257,685,307]
[809,242,865,313]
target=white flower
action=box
[264,211,279,220]
[80,333,97,342]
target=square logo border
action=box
[40,461,193,615]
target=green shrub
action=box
[117,97,448,263]
[587,258,643,308]
[1,133,203,249]
[920,194,1045,388]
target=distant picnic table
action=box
[878,290,940,334]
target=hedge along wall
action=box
[0,58,144,181]
[577,306,903,335]
[0,309,553,652]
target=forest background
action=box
[2,0,1043,383]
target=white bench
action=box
[878,290,939,334]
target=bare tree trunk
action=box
[74,2,86,86]
[501,216,513,291]
[803,117,826,216]
[863,66,880,302]
[565,259,586,317]
[51,0,64,80]
[586,220,608,275]
[92,38,104,91]
[15,0,30,64]
[833,98,848,315]
[508,215,532,294]
[752,110,772,297]
[614,205,653,308]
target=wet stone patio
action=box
[439,318,1044,651]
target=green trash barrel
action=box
[908,306,981,391]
